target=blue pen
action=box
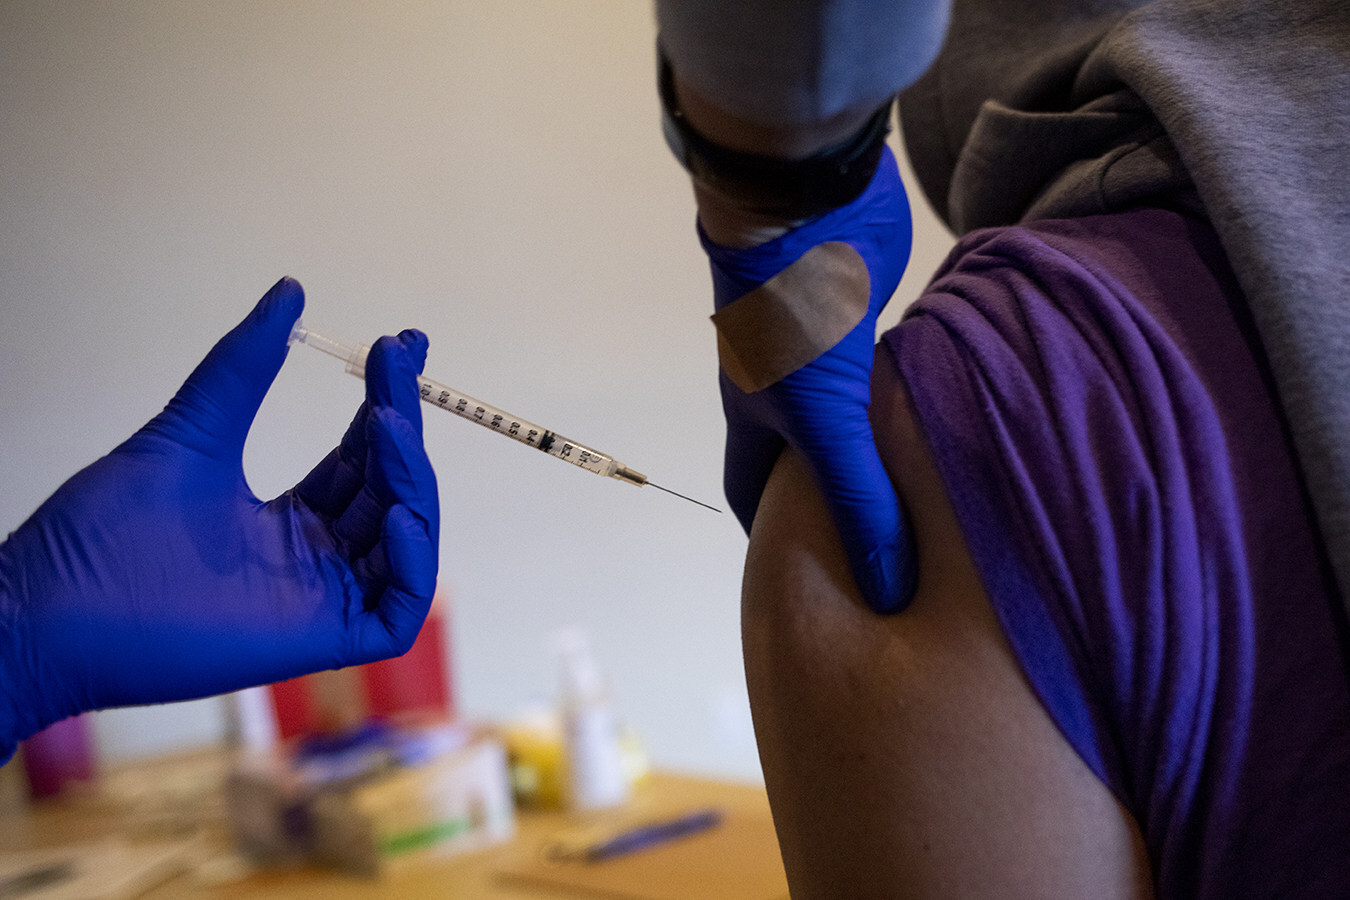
[548,808,724,863]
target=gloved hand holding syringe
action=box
[291,323,720,513]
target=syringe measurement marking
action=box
[419,378,616,477]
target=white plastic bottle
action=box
[554,628,631,812]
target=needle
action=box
[647,482,722,513]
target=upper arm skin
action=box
[741,345,1154,899]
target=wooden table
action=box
[0,750,788,899]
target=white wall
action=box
[0,1,953,782]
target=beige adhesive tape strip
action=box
[711,241,871,393]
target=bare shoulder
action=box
[741,346,1153,899]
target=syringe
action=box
[290,324,719,513]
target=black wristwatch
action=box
[658,48,894,220]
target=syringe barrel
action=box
[295,324,644,485]
[416,376,624,479]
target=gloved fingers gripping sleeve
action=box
[705,145,917,612]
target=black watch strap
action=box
[658,49,893,220]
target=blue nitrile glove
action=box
[0,277,439,759]
[703,146,915,613]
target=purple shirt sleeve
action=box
[886,208,1350,898]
